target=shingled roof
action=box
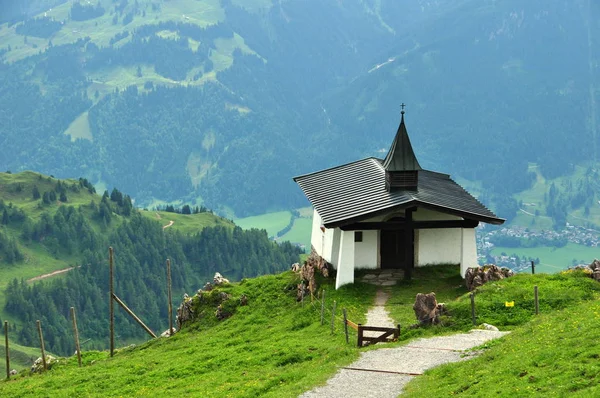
[293,114,504,228]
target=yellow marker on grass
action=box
[505,301,514,307]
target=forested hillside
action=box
[0,171,301,356]
[0,0,599,220]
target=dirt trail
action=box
[27,266,78,282]
[301,289,509,398]
[163,220,174,229]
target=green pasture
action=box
[234,211,292,237]
[491,243,600,273]
[279,217,312,250]
[139,210,232,235]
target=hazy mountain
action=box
[0,0,598,218]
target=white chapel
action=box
[294,109,504,289]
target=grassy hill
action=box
[0,171,226,316]
[2,265,600,396]
[0,170,236,376]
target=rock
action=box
[361,274,377,280]
[380,280,397,286]
[215,304,230,320]
[307,246,332,278]
[31,355,57,373]
[297,261,317,299]
[297,282,309,302]
[213,272,230,286]
[160,327,176,337]
[413,292,444,325]
[176,293,194,330]
[482,323,499,331]
[291,262,301,272]
[9,369,17,376]
[203,282,213,291]
[239,294,248,306]
[593,269,600,282]
[465,265,514,291]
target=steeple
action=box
[382,105,421,190]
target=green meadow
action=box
[491,243,600,273]
[234,211,292,237]
[3,266,600,396]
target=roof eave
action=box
[322,200,505,229]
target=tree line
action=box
[3,195,301,356]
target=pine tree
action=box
[32,185,41,200]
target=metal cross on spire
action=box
[400,103,406,115]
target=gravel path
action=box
[300,290,509,398]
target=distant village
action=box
[476,223,600,272]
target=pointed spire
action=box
[382,105,422,172]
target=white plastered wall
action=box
[412,208,478,276]
[336,230,355,288]
[353,230,378,269]
[460,228,478,277]
[413,208,462,267]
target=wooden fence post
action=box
[36,320,47,371]
[4,321,9,379]
[70,307,82,367]
[320,290,326,326]
[343,308,349,344]
[470,293,476,326]
[534,285,539,315]
[531,260,535,275]
[112,294,157,338]
[330,300,337,334]
[357,324,363,347]
[109,247,115,357]
[167,259,173,335]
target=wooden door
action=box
[380,230,407,269]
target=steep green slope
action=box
[1,266,599,396]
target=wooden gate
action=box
[346,319,400,347]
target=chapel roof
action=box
[293,113,504,228]
[382,112,422,172]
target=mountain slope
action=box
[0,171,301,357]
[1,0,599,219]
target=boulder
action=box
[239,294,248,306]
[482,323,499,331]
[465,265,514,291]
[213,272,230,286]
[203,282,213,291]
[31,355,57,373]
[215,304,231,320]
[160,327,176,337]
[413,292,445,325]
[9,369,17,376]
[291,262,301,272]
[306,246,332,278]
[176,293,194,330]
[297,282,309,302]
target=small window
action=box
[354,231,363,242]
